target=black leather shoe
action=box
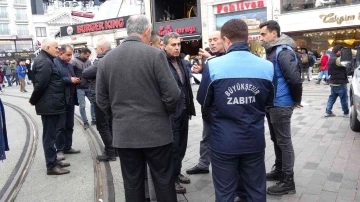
[175,182,186,194]
[47,166,70,175]
[91,121,96,126]
[57,161,70,168]
[97,154,116,162]
[64,148,81,154]
[267,173,296,195]
[178,174,190,184]
[186,165,209,175]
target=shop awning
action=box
[181,35,202,42]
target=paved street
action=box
[1,79,360,202]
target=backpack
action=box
[301,53,308,64]
[309,55,316,67]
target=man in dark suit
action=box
[83,39,115,162]
[29,39,70,175]
[54,45,81,161]
[96,15,180,202]
[163,32,196,194]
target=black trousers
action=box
[117,143,177,202]
[172,109,189,179]
[41,114,66,169]
[94,102,115,157]
[212,150,266,202]
[56,103,75,152]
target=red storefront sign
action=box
[77,18,125,34]
[158,25,197,36]
[214,0,265,14]
[248,35,261,40]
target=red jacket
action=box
[320,55,329,71]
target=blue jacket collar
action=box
[226,42,250,54]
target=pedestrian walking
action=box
[29,38,70,175]
[10,60,19,86]
[197,19,275,202]
[324,45,349,117]
[316,50,330,84]
[17,61,27,92]
[54,45,82,161]
[83,39,115,162]
[163,32,196,194]
[96,15,180,202]
[3,60,12,87]
[259,20,302,195]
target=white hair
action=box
[41,38,57,49]
[126,15,151,36]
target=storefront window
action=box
[287,28,360,55]
[281,0,360,13]
[154,0,198,22]
[0,40,15,52]
[15,40,34,52]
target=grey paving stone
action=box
[318,191,338,202]
[193,179,212,191]
[309,173,328,185]
[304,184,323,195]
[299,193,319,202]
[337,187,356,201]
[343,170,359,179]
[328,172,344,183]
[341,178,358,189]
[323,181,341,192]
[303,162,319,170]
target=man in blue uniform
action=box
[198,19,274,202]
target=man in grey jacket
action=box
[96,15,180,202]
[71,48,96,130]
[82,39,115,162]
[3,60,12,87]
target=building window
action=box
[35,27,46,37]
[15,40,33,52]
[0,40,15,52]
[0,23,9,35]
[281,0,360,13]
[0,7,7,18]
[15,8,27,20]
[154,0,197,22]
[17,24,29,36]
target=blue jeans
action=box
[318,70,329,80]
[326,84,349,115]
[5,75,11,86]
[77,89,96,123]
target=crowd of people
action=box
[0,59,33,92]
[27,13,351,202]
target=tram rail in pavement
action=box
[0,94,115,202]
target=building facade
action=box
[202,0,267,55]
[271,1,360,56]
[151,0,202,55]
[0,0,36,60]
[56,0,148,52]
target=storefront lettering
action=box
[76,18,125,34]
[214,0,264,14]
[319,13,355,25]
[158,25,196,36]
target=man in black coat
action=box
[163,32,196,194]
[54,45,81,160]
[83,39,115,162]
[29,39,70,175]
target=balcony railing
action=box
[17,30,29,36]
[0,30,9,35]
[16,15,27,21]
[14,0,26,5]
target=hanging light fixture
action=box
[344,39,355,45]
[328,39,334,44]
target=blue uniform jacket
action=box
[197,42,275,154]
